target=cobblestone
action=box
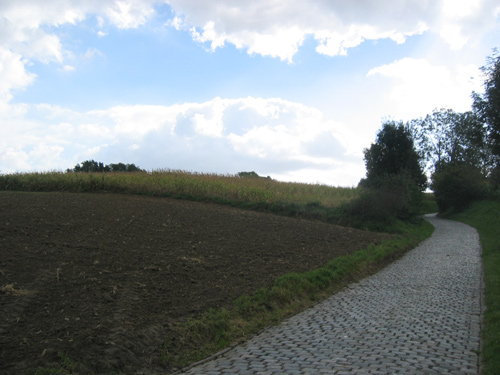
[178,215,482,374]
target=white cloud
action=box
[438,0,500,49]
[62,65,75,72]
[367,58,482,119]
[0,48,36,100]
[0,97,359,185]
[0,0,159,111]
[166,0,499,61]
[102,0,156,29]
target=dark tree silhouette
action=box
[363,121,427,190]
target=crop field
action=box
[0,173,432,374]
[0,170,359,208]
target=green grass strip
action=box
[162,219,434,370]
[446,201,500,375]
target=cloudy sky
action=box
[1,1,499,186]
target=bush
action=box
[345,174,424,230]
[431,164,490,212]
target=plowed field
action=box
[0,191,387,374]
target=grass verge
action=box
[445,201,500,375]
[163,219,434,371]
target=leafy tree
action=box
[70,160,142,173]
[237,171,260,178]
[125,164,142,172]
[473,48,500,160]
[410,109,489,173]
[73,160,109,172]
[359,121,427,220]
[362,121,427,190]
[237,171,271,179]
[108,163,142,172]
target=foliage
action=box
[108,162,142,172]
[69,159,143,173]
[419,193,439,214]
[446,201,500,375]
[163,219,434,368]
[431,163,490,212]
[409,109,490,173]
[359,121,426,225]
[396,50,500,212]
[363,120,427,190]
[71,159,108,172]
[348,173,424,230]
[473,48,500,159]
[237,171,270,179]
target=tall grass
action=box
[0,170,358,208]
[445,201,500,375]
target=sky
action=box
[1,1,500,187]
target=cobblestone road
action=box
[178,215,483,374]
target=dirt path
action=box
[0,191,387,374]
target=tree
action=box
[473,48,500,161]
[410,109,489,173]
[108,163,142,172]
[73,160,109,172]
[358,121,427,220]
[362,121,427,190]
[70,160,142,173]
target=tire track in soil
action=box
[0,268,56,374]
[94,278,170,374]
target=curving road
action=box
[178,215,483,374]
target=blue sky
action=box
[1,1,500,186]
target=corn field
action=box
[0,169,359,208]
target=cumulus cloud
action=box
[438,0,500,49]
[367,58,482,119]
[0,97,358,185]
[1,0,497,185]
[101,0,157,29]
[0,48,36,104]
[0,0,159,109]
[166,0,500,61]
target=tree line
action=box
[361,49,500,214]
[68,160,143,173]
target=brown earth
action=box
[0,191,388,374]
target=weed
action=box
[0,284,32,296]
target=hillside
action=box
[0,191,389,374]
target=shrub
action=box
[431,163,490,212]
[351,173,424,228]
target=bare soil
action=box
[0,191,387,374]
